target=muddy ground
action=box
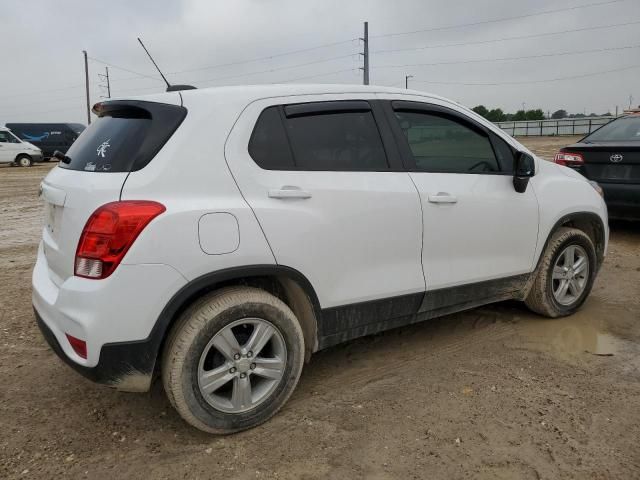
[1,136,639,479]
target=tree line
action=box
[471,106,612,122]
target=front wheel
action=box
[16,155,33,167]
[525,227,597,317]
[162,287,305,434]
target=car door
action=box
[225,96,425,314]
[382,99,539,291]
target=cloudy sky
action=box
[1,0,638,125]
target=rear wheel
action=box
[162,287,305,434]
[16,155,33,167]
[525,227,597,317]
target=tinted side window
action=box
[284,111,388,171]
[394,111,500,173]
[248,106,294,170]
[489,132,515,173]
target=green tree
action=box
[486,108,506,122]
[525,109,545,120]
[472,105,489,118]
[512,110,527,121]
[551,109,567,119]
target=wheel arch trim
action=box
[536,211,606,270]
[150,264,323,368]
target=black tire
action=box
[525,227,597,318]
[162,286,305,434]
[16,155,33,167]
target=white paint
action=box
[198,212,240,255]
[32,84,608,370]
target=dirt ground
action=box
[1,136,639,479]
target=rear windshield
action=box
[584,116,640,142]
[59,100,186,172]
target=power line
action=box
[410,63,640,86]
[282,68,359,83]
[372,19,640,55]
[87,56,163,82]
[371,0,628,39]
[166,38,358,75]
[194,54,356,86]
[0,83,84,101]
[374,43,640,69]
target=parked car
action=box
[33,85,608,434]
[0,126,43,166]
[555,114,640,219]
[5,122,85,159]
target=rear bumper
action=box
[32,241,188,391]
[600,182,640,219]
[34,308,157,391]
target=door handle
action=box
[428,192,458,204]
[268,186,312,199]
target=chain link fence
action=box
[495,116,616,137]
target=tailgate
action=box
[39,96,186,286]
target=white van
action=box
[0,126,43,166]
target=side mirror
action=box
[513,152,535,193]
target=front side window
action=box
[0,131,21,143]
[394,111,501,173]
[284,110,388,171]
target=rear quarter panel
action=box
[119,93,276,281]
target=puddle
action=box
[515,302,635,361]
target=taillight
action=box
[554,151,584,166]
[75,201,165,279]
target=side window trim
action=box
[283,100,371,118]
[385,100,511,176]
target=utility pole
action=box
[98,66,111,98]
[615,105,619,117]
[405,75,413,89]
[629,94,634,110]
[82,50,91,124]
[360,22,369,85]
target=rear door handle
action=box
[428,192,458,204]
[268,186,312,199]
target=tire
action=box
[162,286,305,434]
[525,227,597,318]
[16,155,33,167]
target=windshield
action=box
[584,116,640,142]
[0,130,23,143]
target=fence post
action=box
[588,119,592,133]
[540,120,543,136]
[572,120,575,135]
[557,121,559,136]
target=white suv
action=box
[33,85,608,433]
